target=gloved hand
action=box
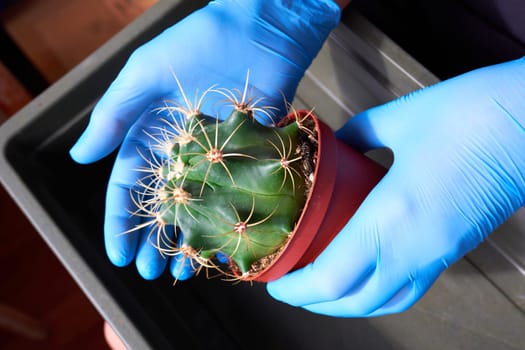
[69,0,341,280]
[267,58,525,317]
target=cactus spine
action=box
[132,79,316,279]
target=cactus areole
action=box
[132,90,385,282]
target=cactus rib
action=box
[130,76,316,280]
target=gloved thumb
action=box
[334,87,436,155]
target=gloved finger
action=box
[169,249,198,281]
[104,213,140,267]
[301,236,449,317]
[267,170,409,310]
[266,238,375,308]
[135,224,175,280]
[301,271,409,317]
[299,246,445,317]
[104,122,155,267]
[215,251,230,264]
[366,260,445,317]
[69,48,173,164]
[266,180,397,306]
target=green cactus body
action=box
[141,103,313,277]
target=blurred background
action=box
[0,1,155,349]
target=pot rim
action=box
[242,109,338,281]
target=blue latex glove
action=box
[267,58,525,317]
[69,0,341,280]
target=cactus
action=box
[131,79,317,280]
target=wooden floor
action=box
[0,1,156,348]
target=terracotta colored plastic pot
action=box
[248,110,386,282]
